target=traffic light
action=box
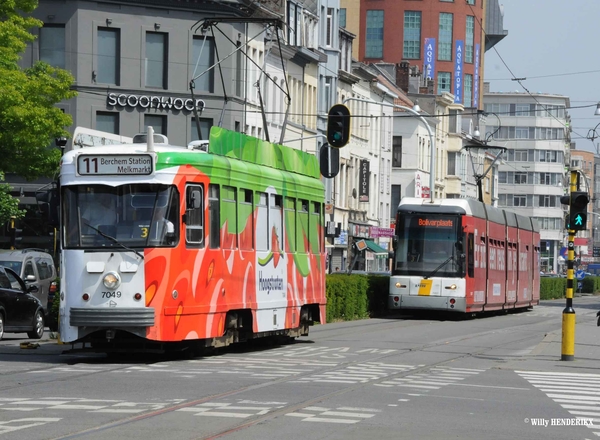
[8,217,22,249]
[569,191,589,231]
[327,104,351,148]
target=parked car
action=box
[0,266,45,340]
[0,249,57,313]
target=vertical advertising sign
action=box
[423,38,436,80]
[359,160,370,202]
[454,40,464,104]
[473,43,480,108]
[415,171,423,198]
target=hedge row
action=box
[326,274,388,321]
[325,274,600,320]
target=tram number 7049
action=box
[102,291,122,298]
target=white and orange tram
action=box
[389,198,540,313]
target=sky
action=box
[483,0,600,153]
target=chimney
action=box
[396,61,410,93]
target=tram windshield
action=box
[63,184,179,249]
[392,214,462,277]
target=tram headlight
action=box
[103,272,121,289]
[445,284,457,290]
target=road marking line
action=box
[195,412,253,418]
[303,417,358,424]
[321,411,375,418]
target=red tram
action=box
[389,198,540,313]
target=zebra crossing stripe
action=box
[518,370,600,436]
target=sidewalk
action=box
[507,303,600,373]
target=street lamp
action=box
[586,104,600,153]
[342,97,436,203]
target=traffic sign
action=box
[575,269,585,280]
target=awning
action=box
[365,240,388,254]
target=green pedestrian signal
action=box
[569,191,589,231]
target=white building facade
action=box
[483,91,570,273]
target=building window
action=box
[448,109,460,133]
[96,112,119,134]
[326,8,334,47]
[39,25,65,69]
[467,0,475,4]
[192,36,214,93]
[190,117,213,141]
[391,185,402,219]
[448,152,456,175]
[515,127,529,139]
[235,40,243,97]
[513,195,527,207]
[464,74,473,107]
[392,136,402,167]
[365,10,384,58]
[339,8,346,28]
[515,104,531,116]
[514,150,529,161]
[97,28,120,85]
[438,72,451,93]
[323,77,332,113]
[465,16,474,63]
[146,32,167,89]
[403,12,421,59]
[145,114,166,136]
[287,1,301,46]
[438,13,453,61]
[514,172,527,184]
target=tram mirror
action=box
[190,190,201,209]
[455,241,463,253]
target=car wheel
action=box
[27,310,44,339]
[0,313,4,341]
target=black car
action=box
[0,266,45,340]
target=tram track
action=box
[39,309,571,440]
[0,305,585,397]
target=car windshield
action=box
[0,261,22,274]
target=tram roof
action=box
[398,197,538,231]
[61,127,321,180]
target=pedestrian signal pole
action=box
[561,169,589,361]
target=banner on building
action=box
[359,160,370,202]
[473,43,480,108]
[454,40,464,104]
[423,38,436,80]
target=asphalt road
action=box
[1,297,600,440]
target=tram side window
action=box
[467,233,474,277]
[270,194,283,252]
[284,197,296,252]
[209,184,220,249]
[256,192,269,251]
[185,185,204,246]
[310,201,321,254]
[221,186,236,249]
[239,189,253,250]
[297,199,309,253]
